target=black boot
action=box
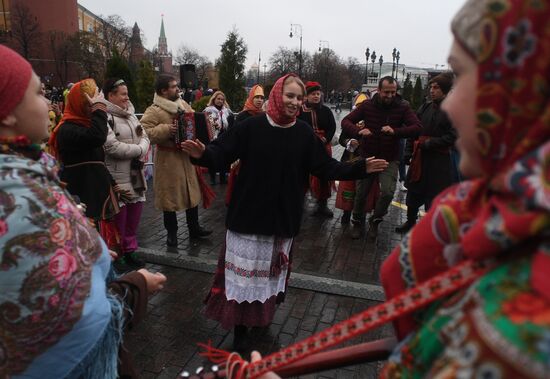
[395,220,416,234]
[341,210,351,225]
[163,211,178,247]
[366,217,382,241]
[314,200,334,218]
[233,325,248,352]
[166,230,178,247]
[186,206,212,238]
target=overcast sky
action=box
[79,0,465,70]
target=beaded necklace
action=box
[0,135,43,158]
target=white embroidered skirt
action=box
[224,230,292,303]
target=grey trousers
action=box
[352,160,399,223]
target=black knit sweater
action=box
[193,114,368,237]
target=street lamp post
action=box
[319,40,330,92]
[370,50,377,84]
[391,48,397,77]
[364,47,370,84]
[379,55,384,80]
[395,51,400,80]
[257,51,261,85]
[289,23,303,77]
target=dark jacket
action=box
[193,114,369,237]
[235,110,262,125]
[297,103,336,143]
[405,101,457,197]
[57,108,113,219]
[341,94,421,161]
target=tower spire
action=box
[158,15,168,55]
[160,15,166,39]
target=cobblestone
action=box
[129,110,409,378]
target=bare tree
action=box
[267,47,313,82]
[175,44,213,87]
[100,15,132,60]
[49,31,73,86]
[346,57,365,90]
[70,31,106,81]
[268,47,298,80]
[10,3,41,59]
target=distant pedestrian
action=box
[396,73,456,234]
[297,81,337,217]
[204,90,233,184]
[193,86,203,101]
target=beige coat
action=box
[104,101,150,205]
[141,94,201,211]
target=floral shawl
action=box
[381,0,550,339]
[0,150,108,377]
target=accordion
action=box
[174,111,213,146]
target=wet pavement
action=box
[128,109,408,378]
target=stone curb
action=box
[138,247,385,302]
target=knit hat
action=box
[429,73,454,94]
[305,81,321,94]
[0,45,33,120]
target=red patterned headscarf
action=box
[381,0,550,339]
[241,85,264,115]
[266,74,304,125]
[48,79,97,159]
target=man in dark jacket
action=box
[396,73,457,234]
[298,81,337,217]
[342,76,422,240]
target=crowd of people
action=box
[2,0,549,376]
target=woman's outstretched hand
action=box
[180,139,206,158]
[365,156,388,173]
[137,269,167,294]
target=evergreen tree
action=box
[411,76,425,110]
[105,50,137,108]
[134,59,155,113]
[216,29,248,109]
[402,74,413,104]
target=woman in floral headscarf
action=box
[182,74,388,350]
[379,0,550,377]
[0,45,166,379]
